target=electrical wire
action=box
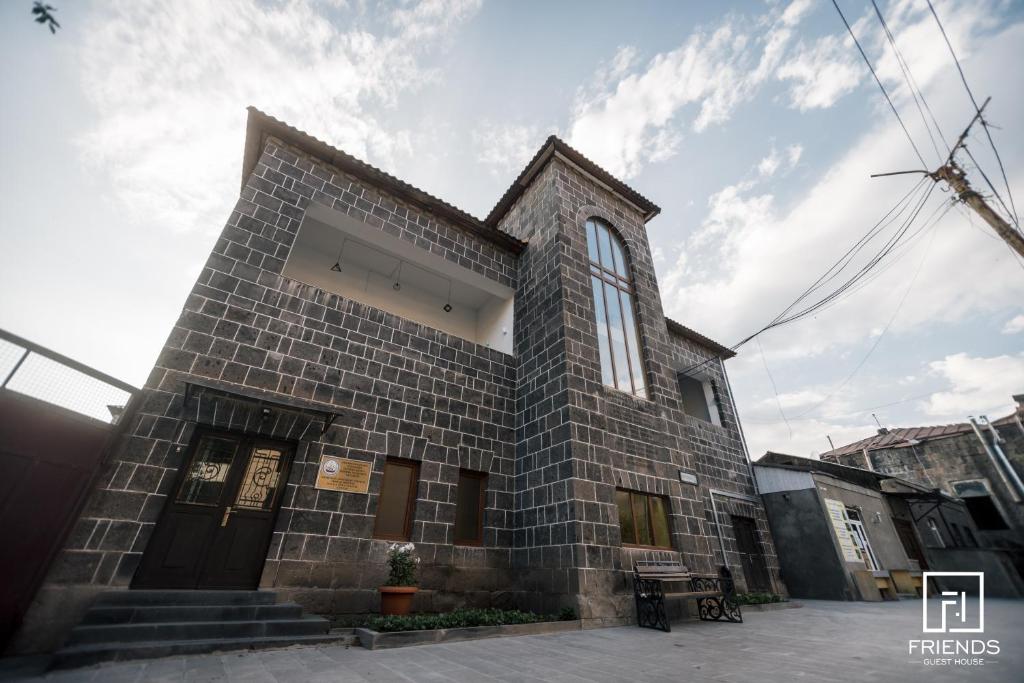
[870,0,949,163]
[674,180,941,380]
[757,337,792,439]
[832,0,928,168]
[925,0,1019,229]
[789,198,952,419]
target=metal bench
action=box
[632,561,742,632]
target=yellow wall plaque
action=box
[315,455,372,494]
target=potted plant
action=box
[379,542,419,615]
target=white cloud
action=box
[390,0,481,41]
[776,33,863,110]
[567,0,814,178]
[1002,314,1024,334]
[925,352,1024,419]
[76,0,480,234]
[660,22,1024,362]
[675,16,1024,459]
[471,122,548,176]
[757,143,803,177]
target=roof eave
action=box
[483,137,661,228]
[665,317,736,359]
[242,107,527,254]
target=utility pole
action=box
[932,162,1024,258]
[873,97,1024,259]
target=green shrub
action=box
[366,608,552,633]
[558,606,576,621]
[733,592,783,605]
[384,543,418,587]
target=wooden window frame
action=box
[586,219,647,399]
[373,458,419,541]
[616,488,673,550]
[453,469,487,546]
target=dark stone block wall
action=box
[829,426,1024,554]
[14,138,522,653]
[15,134,785,653]
[502,158,782,623]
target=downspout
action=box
[970,417,1024,502]
[708,491,730,570]
[719,358,760,497]
[708,488,761,572]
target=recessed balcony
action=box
[283,203,514,354]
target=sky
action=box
[1,0,1022,459]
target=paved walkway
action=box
[4,599,1022,682]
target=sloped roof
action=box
[242,108,526,253]
[665,318,736,359]
[241,109,661,254]
[758,451,935,493]
[819,423,973,458]
[483,135,661,226]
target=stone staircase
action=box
[52,590,355,669]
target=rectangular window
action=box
[454,470,486,545]
[615,489,672,549]
[373,460,419,540]
[677,373,722,426]
[952,479,1009,530]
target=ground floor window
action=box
[454,470,487,545]
[615,489,672,549]
[373,459,419,540]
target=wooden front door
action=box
[133,431,293,590]
[732,515,771,593]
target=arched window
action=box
[586,218,647,398]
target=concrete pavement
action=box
[4,599,1022,682]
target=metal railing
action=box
[0,329,138,424]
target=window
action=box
[926,518,945,548]
[373,460,419,540]
[615,489,671,548]
[677,373,723,426]
[454,470,487,545]
[952,479,1009,530]
[949,523,964,547]
[845,507,880,570]
[586,219,647,398]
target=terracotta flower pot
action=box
[379,586,418,615]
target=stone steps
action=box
[81,603,304,625]
[52,633,358,669]
[51,590,348,669]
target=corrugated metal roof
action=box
[819,423,974,458]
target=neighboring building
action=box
[755,452,1023,600]
[819,397,1024,579]
[10,108,782,654]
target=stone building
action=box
[12,108,781,654]
[755,452,1023,600]
[818,397,1024,581]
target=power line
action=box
[789,198,952,419]
[674,179,940,379]
[925,0,1019,229]
[739,178,928,344]
[831,0,928,167]
[733,180,937,346]
[869,0,949,163]
[757,337,792,439]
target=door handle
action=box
[220,506,233,527]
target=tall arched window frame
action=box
[586,218,647,399]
